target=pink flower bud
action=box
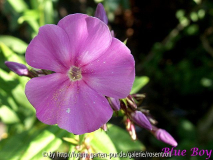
[95,3,108,24]
[108,97,120,111]
[5,61,29,76]
[131,111,152,130]
[155,129,178,147]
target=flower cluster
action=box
[5,3,177,146]
[108,94,177,146]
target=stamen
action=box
[68,66,82,81]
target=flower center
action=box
[68,66,82,81]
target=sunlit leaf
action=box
[0,105,20,124]
[90,129,120,160]
[18,10,40,24]
[63,137,78,145]
[30,0,39,9]
[12,84,33,110]
[68,145,79,160]
[27,20,40,34]
[0,126,68,160]
[0,43,25,64]
[7,0,28,13]
[130,76,149,94]
[0,68,15,81]
[79,134,86,145]
[43,0,54,24]
[0,36,28,54]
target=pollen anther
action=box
[68,66,82,81]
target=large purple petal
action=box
[25,73,113,134]
[57,81,113,135]
[25,73,70,125]
[26,24,71,72]
[82,38,135,98]
[58,14,112,66]
[57,14,89,66]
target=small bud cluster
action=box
[107,94,178,147]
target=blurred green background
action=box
[0,0,213,160]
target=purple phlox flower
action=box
[5,61,29,76]
[154,128,178,147]
[95,4,119,111]
[95,3,108,24]
[107,97,120,111]
[131,111,152,130]
[25,13,135,134]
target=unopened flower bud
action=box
[125,119,137,140]
[5,61,29,76]
[95,3,108,24]
[126,95,137,109]
[111,30,115,37]
[131,111,152,130]
[131,94,146,101]
[107,97,120,111]
[155,129,178,147]
[101,124,107,131]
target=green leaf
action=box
[107,124,145,152]
[0,68,15,81]
[68,145,79,160]
[130,76,149,94]
[30,0,39,9]
[12,84,34,111]
[0,43,25,64]
[18,9,40,33]
[0,36,28,54]
[43,0,54,24]
[0,105,20,124]
[27,20,40,34]
[18,9,39,23]
[0,131,29,160]
[63,137,78,145]
[79,134,86,145]
[0,126,69,160]
[90,129,120,160]
[7,0,28,13]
